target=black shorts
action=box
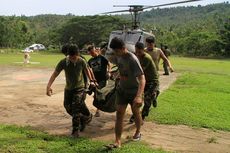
[116,88,137,105]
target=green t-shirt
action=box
[115,52,144,94]
[139,52,159,87]
[55,57,87,90]
[145,47,161,70]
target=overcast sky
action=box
[0,0,229,16]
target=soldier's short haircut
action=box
[87,45,95,52]
[135,42,145,49]
[146,36,155,44]
[68,44,79,56]
[109,37,125,50]
[61,44,70,56]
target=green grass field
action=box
[0,125,168,153]
[149,56,230,131]
[0,52,230,152]
[0,52,92,68]
[170,56,230,76]
[0,52,65,68]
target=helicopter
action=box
[102,0,201,62]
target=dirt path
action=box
[0,66,229,153]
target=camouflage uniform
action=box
[55,57,92,134]
[141,82,160,118]
[129,52,159,122]
[162,48,171,75]
[64,89,91,132]
[139,52,159,119]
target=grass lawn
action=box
[149,56,230,131]
[0,52,68,68]
[170,56,230,75]
[0,125,168,153]
[0,52,92,68]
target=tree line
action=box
[140,2,230,57]
[0,2,229,57]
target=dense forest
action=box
[0,2,229,57]
[140,2,230,56]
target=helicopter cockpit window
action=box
[108,31,124,45]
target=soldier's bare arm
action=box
[159,49,174,72]
[46,71,60,96]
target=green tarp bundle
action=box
[93,79,117,113]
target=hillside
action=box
[0,3,229,56]
[140,2,230,27]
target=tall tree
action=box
[220,17,230,56]
[58,15,128,48]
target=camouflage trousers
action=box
[64,88,91,132]
[142,83,160,117]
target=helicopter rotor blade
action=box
[102,5,146,14]
[100,0,202,15]
[113,5,132,7]
[101,9,130,14]
[113,5,144,7]
[143,0,202,10]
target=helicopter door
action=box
[106,30,125,63]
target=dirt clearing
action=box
[0,66,229,153]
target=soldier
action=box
[107,37,145,148]
[23,52,30,64]
[46,44,94,138]
[87,45,111,117]
[61,44,95,89]
[99,41,108,55]
[145,36,174,73]
[129,42,160,124]
[161,44,171,75]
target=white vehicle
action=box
[22,44,45,52]
[22,47,33,53]
[29,44,46,50]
